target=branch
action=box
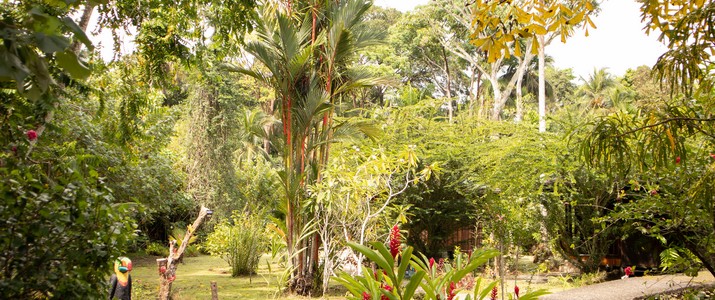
[616,117,715,138]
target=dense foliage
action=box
[2,0,714,298]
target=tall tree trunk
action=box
[515,61,524,123]
[70,2,95,53]
[441,46,453,123]
[538,35,546,132]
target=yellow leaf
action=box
[587,16,597,29]
[585,27,589,37]
[666,128,676,151]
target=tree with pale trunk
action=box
[470,0,598,127]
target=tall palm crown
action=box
[235,0,384,291]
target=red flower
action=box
[26,130,37,141]
[514,285,520,298]
[447,282,457,300]
[710,153,715,159]
[676,156,681,164]
[389,225,401,258]
[650,190,658,196]
[429,257,435,270]
[159,266,166,274]
[381,285,393,300]
[362,291,371,300]
[491,286,498,300]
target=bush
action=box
[145,242,170,257]
[204,211,267,276]
[0,160,135,299]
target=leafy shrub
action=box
[204,211,267,276]
[0,159,135,298]
[334,225,550,300]
[146,242,170,257]
[185,244,201,257]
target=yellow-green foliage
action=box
[204,212,268,277]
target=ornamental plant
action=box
[335,226,550,300]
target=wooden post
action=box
[158,206,212,300]
[211,281,218,300]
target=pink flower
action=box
[362,291,371,300]
[491,286,498,300]
[389,225,401,258]
[447,282,457,300]
[515,285,520,298]
[26,130,37,141]
[710,153,715,159]
[429,257,435,270]
[676,156,681,164]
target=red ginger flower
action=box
[381,285,393,300]
[389,225,400,258]
[447,282,457,300]
[491,286,498,300]
[26,130,37,141]
[362,291,371,300]
[676,156,681,164]
[429,257,435,270]
[515,285,520,298]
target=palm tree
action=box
[233,0,383,294]
[500,52,555,122]
[577,68,617,111]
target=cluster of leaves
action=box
[204,210,268,277]
[335,238,547,300]
[0,137,136,298]
[470,0,597,62]
[0,0,93,99]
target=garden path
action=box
[539,271,715,300]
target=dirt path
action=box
[540,272,715,300]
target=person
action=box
[109,256,132,300]
[621,266,633,279]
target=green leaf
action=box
[403,270,424,300]
[347,242,392,274]
[61,17,94,51]
[477,280,499,300]
[35,33,70,53]
[55,50,91,79]
[397,246,413,283]
[518,289,551,300]
[371,242,396,278]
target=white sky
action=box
[374,0,669,80]
[91,0,668,80]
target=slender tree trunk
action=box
[70,2,95,53]
[515,62,524,123]
[489,74,503,120]
[441,46,453,123]
[538,35,546,132]
[159,207,211,300]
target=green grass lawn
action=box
[127,254,348,299]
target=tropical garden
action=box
[1,0,714,299]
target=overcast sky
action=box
[374,0,668,80]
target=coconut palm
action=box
[577,68,617,111]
